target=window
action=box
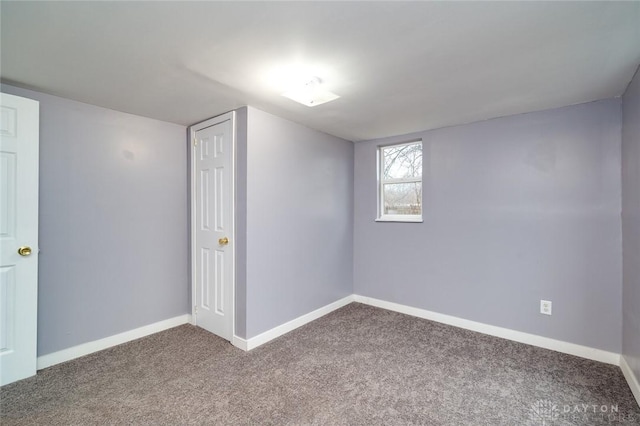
[377,140,423,222]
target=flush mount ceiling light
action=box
[282,76,340,107]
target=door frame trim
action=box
[189,111,236,342]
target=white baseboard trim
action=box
[35,295,628,384]
[621,355,640,407]
[353,295,620,366]
[231,335,248,351]
[37,314,191,370]
[235,295,355,351]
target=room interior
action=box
[1,1,640,423]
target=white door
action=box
[0,93,39,386]
[191,112,235,341]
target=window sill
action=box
[375,217,423,223]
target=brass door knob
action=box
[218,237,229,246]
[17,246,32,256]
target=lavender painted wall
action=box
[622,67,640,384]
[1,84,189,356]
[241,107,353,339]
[354,99,622,352]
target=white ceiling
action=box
[2,1,639,142]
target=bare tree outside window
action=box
[378,141,422,221]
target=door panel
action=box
[0,266,16,352]
[214,249,224,315]
[0,93,39,386]
[192,113,234,341]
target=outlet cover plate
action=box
[540,300,552,315]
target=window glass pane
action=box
[383,142,422,180]
[383,182,422,215]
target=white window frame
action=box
[376,139,423,223]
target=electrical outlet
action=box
[540,300,552,315]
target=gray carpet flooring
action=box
[1,303,639,425]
